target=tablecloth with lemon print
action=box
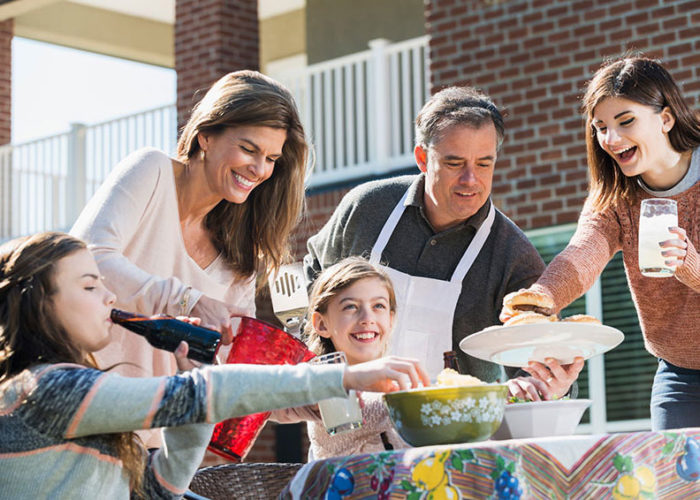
[281,428,700,499]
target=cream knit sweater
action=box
[71,148,256,446]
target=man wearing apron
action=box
[305,86,583,399]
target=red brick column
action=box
[426,0,700,230]
[0,19,12,145]
[175,0,259,129]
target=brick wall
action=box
[425,0,700,230]
[0,19,12,145]
[291,188,352,259]
[291,1,700,241]
[175,0,259,129]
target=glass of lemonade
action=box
[310,351,363,435]
[639,198,678,277]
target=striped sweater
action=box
[0,362,345,498]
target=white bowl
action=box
[491,399,592,440]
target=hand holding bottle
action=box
[111,309,221,364]
[190,295,249,345]
[174,340,201,371]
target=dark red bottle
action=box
[443,350,462,372]
[110,309,221,364]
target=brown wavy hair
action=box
[303,257,396,356]
[582,56,700,212]
[177,70,309,278]
[0,232,145,493]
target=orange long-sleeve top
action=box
[531,179,700,370]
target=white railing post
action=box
[585,277,607,434]
[368,38,390,173]
[66,122,87,228]
[0,145,11,240]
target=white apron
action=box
[369,190,495,378]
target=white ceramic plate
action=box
[459,322,624,367]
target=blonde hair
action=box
[177,70,309,278]
[582,56,700,212]
[303,257,396,356]
[0,232,145,493]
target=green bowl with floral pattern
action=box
[383,384,508,447]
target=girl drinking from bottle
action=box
[500,56,700,430]
[0,232,428,498]
[271,257,409,459]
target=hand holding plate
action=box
[507,376,547,401]
[522,356,584,400]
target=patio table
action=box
[281,428,700,499]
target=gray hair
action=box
[415,86,505,150]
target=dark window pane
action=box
[599,252,656,421]
[528,226,656,425]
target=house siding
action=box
[426,0,700,229]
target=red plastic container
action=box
[207,316,316,462]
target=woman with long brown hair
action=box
[0,232,428,498]
[71,70,309,447]
[501,56,700,430]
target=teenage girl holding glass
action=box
[502,56,700,430]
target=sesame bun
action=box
[562,314,601,324]
[504,311,558,326]
[503,290,555,313]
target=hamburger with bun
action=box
[503,290,555,316]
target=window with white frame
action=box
[527,224,657,432]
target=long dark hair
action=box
[582,56,700,212]
[177,70,309,278]
[0,232,145,492]
[0,232,88,377]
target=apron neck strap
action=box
[370,190,410,264]
[450,201,496,283]
[370,189,496,284]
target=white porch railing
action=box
[276,36,430,186]
[0,105,178,241]
[0,36,429,241]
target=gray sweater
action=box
[305,174,545,381]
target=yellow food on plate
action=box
[435,368,484,387]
